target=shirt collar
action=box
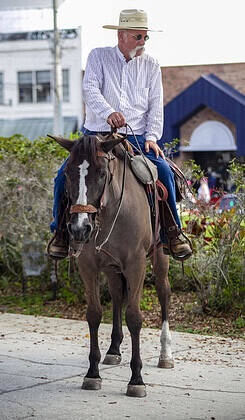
[115,45,127,62]
[115,45,143,64]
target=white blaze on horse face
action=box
[160,321,173,361]
[76,160,90,227]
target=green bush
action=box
[0,135,244,315]
[175,158,245,314]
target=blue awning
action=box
[0,117,77,141]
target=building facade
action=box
[161,62,245,188]
[0,27,83,140]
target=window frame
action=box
[0,72,4,105]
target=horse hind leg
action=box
[153,250,174,369]
[102,271,125,366]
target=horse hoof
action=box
[157,357,174,369]
[102,354,122,365]
[81,377,102,390]
[126,384,146,398]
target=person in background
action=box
[198,177,211,203]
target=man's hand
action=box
[107,112,126,129]
[145,140,165,159]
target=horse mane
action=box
[67,135,100,168]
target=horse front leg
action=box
[153,250,174,368]
[124,261,146,398]
[80,272,103,391]
[103,271,125,366]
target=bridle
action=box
[67,137,127,258]
[69,147,115,217]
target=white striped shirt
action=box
[83,46,163,142]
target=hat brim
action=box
[103,25,162,32]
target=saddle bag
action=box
[129,154,158,185]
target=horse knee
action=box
[125,307,142,332]
[86,306,102,329]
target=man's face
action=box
[120,29,148,59]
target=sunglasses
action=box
[127,33,149,42]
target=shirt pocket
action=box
[133,87,149,110]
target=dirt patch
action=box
[1,289,243,339]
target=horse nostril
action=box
[67,218,93,242]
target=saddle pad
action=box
[129,154,158,185]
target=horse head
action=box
[48,134,125,245]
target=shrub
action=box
[176,158,245,314]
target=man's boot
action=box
[47,229,69,260]
[47,195,69,260]
[159,198,192,261]
[162,236,192,260]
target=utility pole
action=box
[53,0,63,135]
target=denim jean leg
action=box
[152,156,181,230]
[50,157,69,232]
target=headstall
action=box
[69,146,115,215]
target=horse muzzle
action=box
[67,216,93,243]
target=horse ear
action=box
[101,137,125,153]
[47,134,76,152]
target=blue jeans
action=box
[50,129,181,232]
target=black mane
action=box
[67,135,100,168]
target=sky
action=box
[57,0,245,69]
[0,0,244,69]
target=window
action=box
[62,69,69,102]
[18,69,69,104]
[36,71,51,103]
[0,72,3,104]
[18,71,33,103]
[18,70,51,103]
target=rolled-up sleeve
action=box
[83,49,115,121]
[145,63,164,142]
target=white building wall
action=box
[0,27,83,130]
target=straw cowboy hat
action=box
[103,9,162,32]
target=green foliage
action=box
[140,286,158,310]
[0,134,69,164]
[1,135,244,318]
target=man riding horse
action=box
[48,9,192,261]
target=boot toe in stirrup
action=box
[47,235,68,260]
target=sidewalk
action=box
[0,313,244,420]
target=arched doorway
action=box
[180,121,237,190]
[189,121,237,152]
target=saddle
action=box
[127,151,187,244]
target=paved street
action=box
[0,313,244,420]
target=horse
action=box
[50,133,174,398]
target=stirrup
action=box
[166,231,192,261]
[47,232,68,260]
